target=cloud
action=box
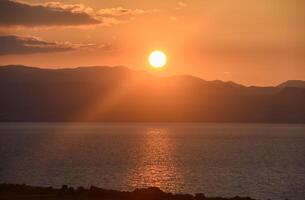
[0,35,79,55]
[42,2,94,14]
[97,7,159,25]
[98,7,146,17]
[175,1,188,10]
[178,2,188,8]
[0,0,100,27]
[0,0,157,27]
[0,35,118,56]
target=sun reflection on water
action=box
[123,127,185,192]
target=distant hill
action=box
[1,65,305,123]
[277,80,305,88]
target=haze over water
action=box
[0,123,304,200]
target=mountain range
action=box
[0,65,304,123]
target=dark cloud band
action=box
[0,35,74,55]
[0,0,101,27]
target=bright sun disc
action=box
[149,50,167,68]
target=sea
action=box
[0,123,304,200]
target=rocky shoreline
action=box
[0,184,258,200]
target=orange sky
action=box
[0,0,304,86]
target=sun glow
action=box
[149,51,167,68]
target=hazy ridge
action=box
[1,65,305,123]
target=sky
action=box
[0,0,304,86]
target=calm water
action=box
[0,123,304,200]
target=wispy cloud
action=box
[178,2,188,8]
[97,7,158,26]
[98,7,146,17]
[175,1,188,10]
[0,35,112,55]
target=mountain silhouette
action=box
[277,80,305,88]
[1,65,304,123]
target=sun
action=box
[149,50,167,68]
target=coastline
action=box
[0,184,258,200]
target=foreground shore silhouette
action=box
[0,184,258,200]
